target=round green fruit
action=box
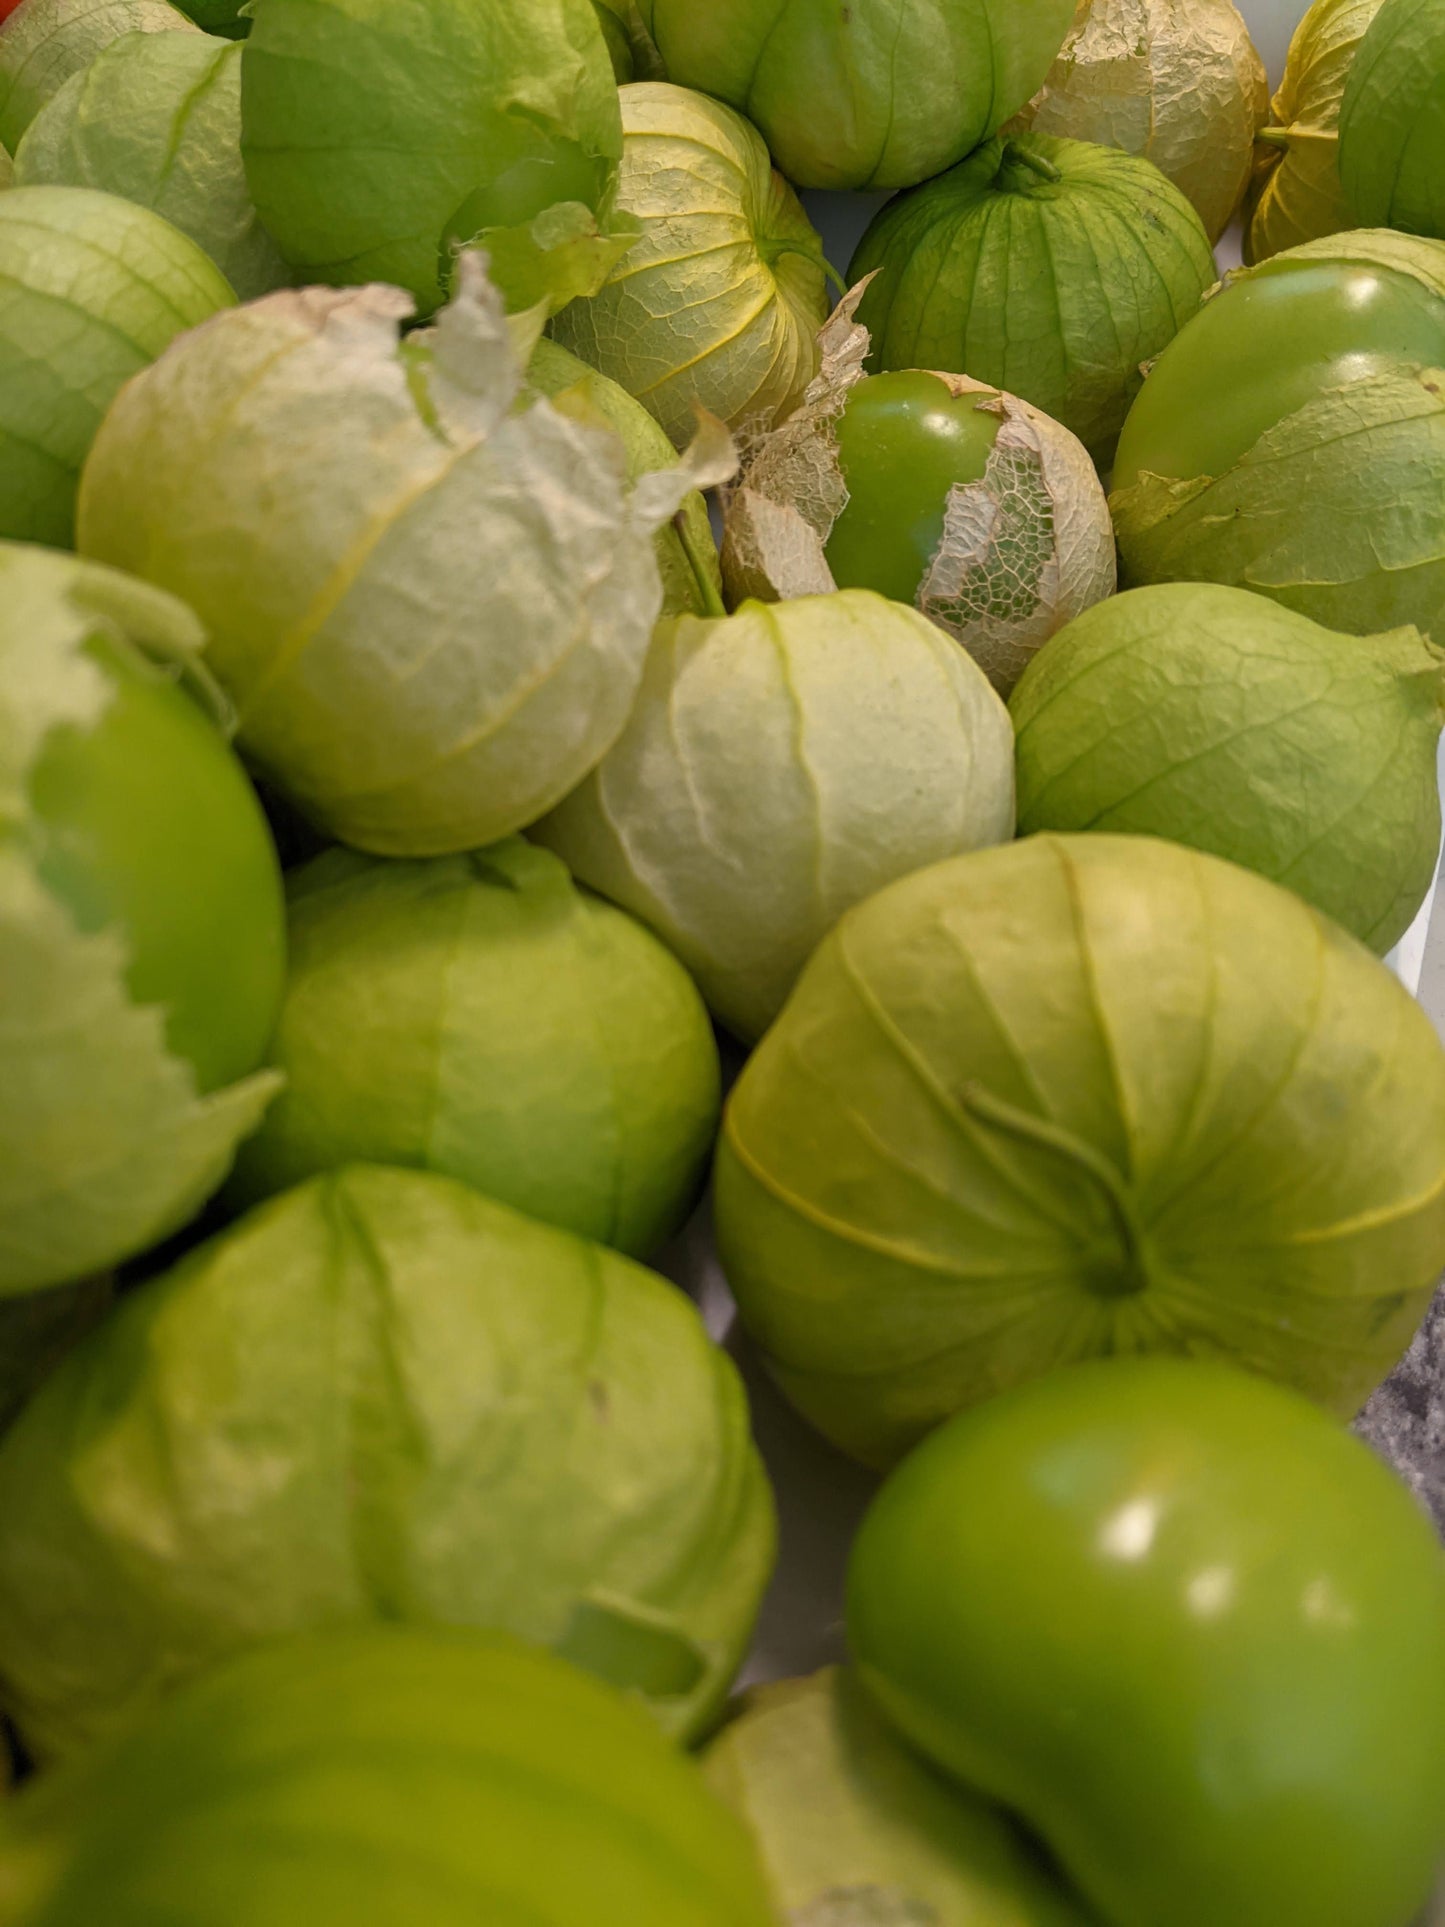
[639,0,1076,191]
[1111,230,1445,638]
[852,133,1216,467]
[0,0,197,154]
[0,1165,774,1761]
[0,543,283,1297]
[228,841,720,1259]
[848,1356,1445,1927]
[1340,0,1445,240]
[0,1629,779,1927]
[713,833,1445,1466]
[1011,582,1445,955]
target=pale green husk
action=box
[851,133,1216,467]
[0,0,196,154]
[0,1631,779,1926]
[0,184,234,547]
[0,543,280,1298]
[14,31,288,299]
[528,335,722,616]
[77,256,735,856]
[1008,0,1269,243]
[1340,0,1445,240]
[1111,230,1445,638]
[240,0,629,315]
[1245,0,1384,264]
[0,1165,775,1762]
[227,840,721,1257]
[705,1669,1094,1926]
[535,590,1017,1044]
[722,290,1116,696]
[640,0,1076,191]
[1011,583,1445,954]
[551,82,831,449]
[714,834,1445,1467]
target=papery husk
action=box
[1111,230,1445,641]
[0,0,197,155]
[1008,0,1268,244]
[722,284,1116,697]
[1245,0,1383,264]
[1339,0,1445,239]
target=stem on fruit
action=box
[1255,126,1339,150]
[674,511,728,620]
[957,1083,1155,1298]
[999,139,1064,187]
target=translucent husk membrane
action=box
[721,283,1116,696]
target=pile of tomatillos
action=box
[4,0,1445,1921]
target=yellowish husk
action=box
[1244,0,1383,264]
[1009,0,1268,243]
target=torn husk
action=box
[722,287,1116,696]
[1007,0,1269,243]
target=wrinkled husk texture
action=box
[0,0,197,154]
[1340,0,1445,239]
[1246,0,1383,264]
[552,82,830,449]
[723,285,1116,696]
[1009,0,1269,243]
[1112,229,1445,641]
[77,256,735,857]
[0,1166,776,1762]
[0,546,280,1297]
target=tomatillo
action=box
[1111,230,1445,637]
[824,371,1003,606]
[847,1356,1445,1927]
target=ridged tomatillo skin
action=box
[0,1166,776,1762]
[847,1358,1445,1927]
[227,841,721,1259]
[14,32,288,299]
[551,82,829,449]
[1011,582,1445,955]
[713,834,1445,1467]
[639,0,1075,191]
[1244,0,1384,264]
[1340,0,1445,240]
[851,134,1216,467]
[240,0,623,313]
[704,1668,1095,1926]
[1111,230,1445,639]
[0,0,197,154]
[0,1631,780,1927]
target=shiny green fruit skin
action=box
[848,1357,1445,1927]
[27,635,285,1094]
[1113,256,1445,491]
[825,370,1001,606]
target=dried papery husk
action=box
[1245,0,1383,264]
[1007,0,1268,244]
[722,288,1116,697]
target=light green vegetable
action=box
[536,590,1017,1043]
[640,0,1076,192]
[240,0,629,315]
[1340,0,1445,240]
[529,336,722,617]
[0,1164,775,1762]
[0,0,196,154]
[552,82,831,450]
[595,0,634,75]
[0,185,233,547]
[1245,0,1384,264]
[78,257,733,857]
[851,133,1217,468]
[714,834,1445,1467]
[0,1630,780,1927]
[14,32,288,299]
[705,1668,1095,1926]
[1011,583,1445,955]
[169,0,247,33]
[1007,0,1268,244]
[0,543,283,1298]
[0,146,11,188]
[228,840,721,1257]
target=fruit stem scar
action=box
[998,140,1064,188]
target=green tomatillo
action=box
[1111,229,1445,637]
[1340,0,1445,241]
[847,1356,1445,1927]
[0,0,198,155]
